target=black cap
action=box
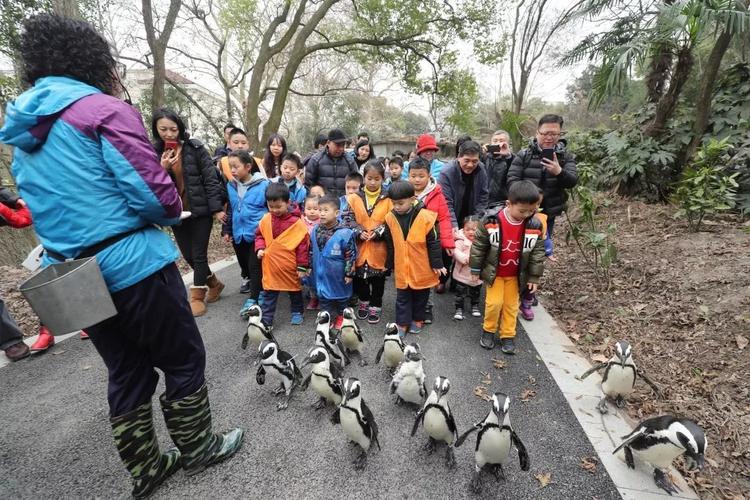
[327,128,348,144]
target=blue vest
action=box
[312,226,354,300]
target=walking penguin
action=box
[614,416,705,495]
[256,340,303,411]
[242,304,275,353]
[340,307,367,366]
[374,323,405,374]
[411,376,459,468]
[331,378,381,470]
[300,346,343,410]
[455,392,530,493]
[314,311,350,371]
[390,343,427,406]
[577,340,661,413]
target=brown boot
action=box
[205,274,225,303]
[189,286,208,317]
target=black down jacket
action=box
[485,154,514,207]
[507,138,577,216]
[303,147,358,197]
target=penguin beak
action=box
[688,454,705,471]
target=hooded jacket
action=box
[0,76,181,292]
[222,173,269,243]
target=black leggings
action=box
[172,216,213,286]
[233,240,263,300]
[354,275,386,308]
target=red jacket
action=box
[254,207,310,268]
[0,203,33,228]
[418,180,455,250]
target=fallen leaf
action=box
[591,354,608,364]
[570,331,581,342]
[480,371,491,385]
[581,456,598,474]
[736,335,748,350]
[492,358,507,369]
[473,386,492,402]
[528,375,537,385]
[535,472,552,488]
[82,365,91,370]
[520,389,537,402]
[52,350,66,356]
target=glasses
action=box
[537,131,562,138]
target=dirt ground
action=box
[541,198,750,499]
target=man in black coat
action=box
[438,140,490,230]
[304,128,358,197]
[485,129,515,207]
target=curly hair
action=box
[19,14,118,94]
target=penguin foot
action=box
[654,468,680,495]
[353,451,367,471]
[445,446,456,469]
[276,400,289,411]
[312,398,327,410]
[596,398,609,414]
[423,438,436,455]
[394,396,403,406]
[616,396,626,408]
[273,384,285,396]
[469,470,482,494]
[493,464,506,482]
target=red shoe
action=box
[334,315,344,330]
[306,298,319,310]
[80,330,90,340]
[30,326,55,352]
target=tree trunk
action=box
[644,44,673,104]
[141,0,182,113]
[643,45,693,138]
[151,50,166,111]
[52,0,81,18]
[513,72,528,115]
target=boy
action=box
[519,188,549,320]
[218,128,252,181]
[309,195,357,328]
[470,180,545,354]
[384,181,446,336]
[340,172,363,225]
[255,183,310,327]
[385,156,404,188]
[277,153,306,208]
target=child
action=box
[384,156,404,189]
[383,181,446,336]
[255,183,310,327]
[469,180,545,354]
[277,153,306,208]
[302,193,321,309]
[218,128,254,180]
[451,216,482,320]
[222,150,270,315]
[347,160,392,324]
[408,156,455,323]
[340,172,363,225]
[309,185,326,198]
[519,188,548,320]
[309,195,357,328]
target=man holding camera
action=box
[485,130,515,207]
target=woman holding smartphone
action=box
[152,108,226,317]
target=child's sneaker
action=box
[409,321,424,334]
[397,325,407,338]
[519,300,534,321]
[357,301,369,320]
[367,307,381,324]
[453,308,464,321]
[500,337,516,355]
[480,331,495,350]
[239,299,257,319]
[240,278,251,294]
[424,304,433,324]
[291,312,303,325]
[306,297,319,310]
[334,315,344,330]
[471,304,481,317]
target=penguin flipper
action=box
[241,332,249,350]
[330,360,343,380]
[577,363,607,380]
[362,400,380,450]
[330,408,340,425]
[256,365,266,385]
[637,368,663,398]
[410,409,424,437]
[455,424,480,448]
[301,373,312,391]
[374,345,384,364]
[510,429,530,471]
[336,338,351,365]
[613,426,647,455]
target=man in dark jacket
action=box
[438,140,490,230]
[304,128,358,197]
[507,114,577,256]
[212,123,235,161]
[485,130,515,207]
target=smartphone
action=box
[541,148,555,162]
[487,144,501,154]
[165,140,179,151]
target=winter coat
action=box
[469,208,545,290]
[384,203,443,290]
[304,147,358,197]
[507,139,577,216]
[485,154,514,207]
[277,177,307,208]
[222,174,269,243]
[416,179,455,250]
[452,230,482,287]
[437,159,489,227]
[254,206,310,269]
[0,76,181,292]
[0,187,29,228]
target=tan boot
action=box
[189,286,208,317]
[205,274,225,303]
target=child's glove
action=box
[0,203,32,228]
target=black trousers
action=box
[0,297,24,350]
[87,264,206,417]
[454,282,481,309]
[172,216,213,286]
[395,287,430,326]
[233,240,263,300]
[354,275,386,308]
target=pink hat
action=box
[415,134,439,155]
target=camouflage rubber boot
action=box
[160,384,244,476]
[110,401,181,499]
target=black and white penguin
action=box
[374,323,405,374]
[340,307,367,366]
[411,376,459,468]
[256,340,303,411]
[300,346,343,410]
[331,377,381,470]
[389,343,427,406]
[577,340,661,413]
[315,310,350,371]
[614,415,706,495]
[242,304,275,352]
[455,392,530,493]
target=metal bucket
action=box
[19,257,117,335]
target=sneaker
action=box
[334,315,344,330]
[480,331,495,350]
[409,321,424,335]
[239,299,257,320]
[306,297,319,310]
[30,326,54,352]
[291,312,303,325]
[500,338,516,355]
[4,341,30,361]
[367,307,381,324]
[471,304,481,317]
[453,308,464,321]
[239,278,251,294]
[519,301,534,321]
[397,325,407,338]
[80,330,90,340]
[424,305,433,325]
[357,301,369,320]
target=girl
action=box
[452,216,482,320]
[302,193,322,310]
[262,133,287,179]
[346,160,392,323]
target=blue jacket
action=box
[404,158,445,179]
[223,174,269,243]
[277,177,306,207]
[311,225,355,300]
[0,77,182,292]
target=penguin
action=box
[389,343,428,406]
[411,376,459,468]
[300,346,343,410]
[331,377,381,470]
[256,340,303,411]
[241,304,275,353]
[315,310,350,371]
[374,323,405,374]
[340,307,367,366]
[577,340,662,413]
[455,392,530,494]
[614,415,706,495]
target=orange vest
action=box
[259,214,308,291]
[348,193,392,271]
[535,211,548,239]
[385,209,439,290]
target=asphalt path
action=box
[0,264,620,499]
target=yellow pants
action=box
[482,276,520,339]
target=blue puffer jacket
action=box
[223,174,269,243]
[0,76,182,292]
